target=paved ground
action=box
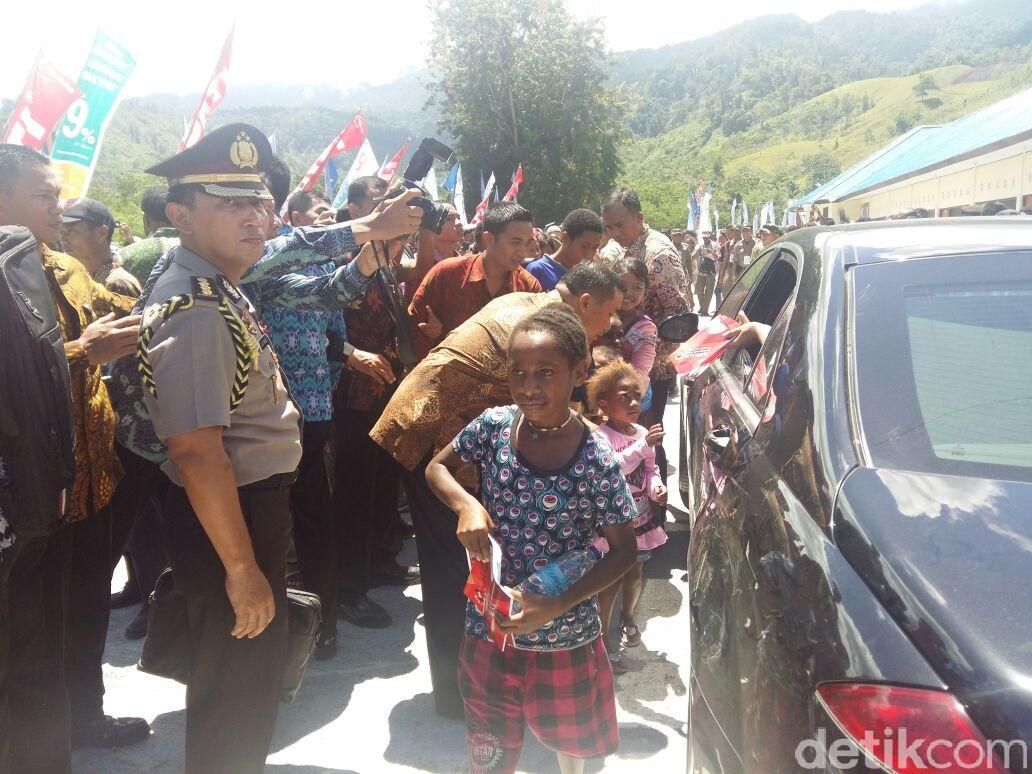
[77,397,690,774]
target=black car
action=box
[675,219,1032,773]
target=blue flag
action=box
[325,158,339,202]
[442,163,458,195]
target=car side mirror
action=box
[658,312,700,343]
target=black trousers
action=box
[126,496,167,603]
[402,456,468,717]
[64,505,116,725]
[333,407,400,602]
[162,479,292,774]
[290,421,337,637]
[118,445,170,603]
[4,530,72,774]
[63,446,168,728]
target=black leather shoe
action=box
[312,632,338,661]
[71,715,151,750]
[124,603,149,640]
[110,584,141,610]
[372,561,421,587]
[338,595,392,629]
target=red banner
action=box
[2,53,81,151]
[501,164,524,202]
[294,113,367,194]
[178,29,234,152]
[377,140,409,182]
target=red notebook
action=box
[463,536,514,651]
[669,315,738,377]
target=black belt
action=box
[239,471,297,491]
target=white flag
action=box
[332,138,379,209]
[421,166,439,200]
[453,163,468,226]
[698,190,713,234]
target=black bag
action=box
[0,227,75,539]
[281,589,321,704]
[138,568,191,683]
[138,568,322,704]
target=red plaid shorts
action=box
[457,635,619,773]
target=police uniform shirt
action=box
[141,247,302,487]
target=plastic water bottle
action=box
[511,546,602,613]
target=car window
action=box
[852,252,1032,481]
[715,249,775,320]
[720,255,799,379]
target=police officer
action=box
[139,123,420,773]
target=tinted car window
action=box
[715,249,774,320]
[851,251,1032,481]
[721,256,798,384]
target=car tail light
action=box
[816,683,1009,773]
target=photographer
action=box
[329,175,419,630]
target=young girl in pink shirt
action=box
[588,360,668,674]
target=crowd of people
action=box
[0,121,778,774]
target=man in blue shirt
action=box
[258,189,346,659]
[525,208,604,290]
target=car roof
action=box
[780,217,1032,266]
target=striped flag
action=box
[470,172,496,225]
[294,113,367,196]
[378,140,410,182]
[331,138,379,209]
[179,28,234,151]
[501,164,524,202]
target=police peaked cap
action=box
[146,123,273,200]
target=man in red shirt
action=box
[408,202,541,360]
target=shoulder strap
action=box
[137,278,253,413]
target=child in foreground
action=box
[426,303,637,774]
[587,361,668,674]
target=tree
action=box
[913,73,937,101]
[797,153,841,192]
[427,0,629,223]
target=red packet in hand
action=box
[669,315,738,377]
[463,536,513,650]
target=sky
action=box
[2,0,938,100]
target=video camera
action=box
[379,137,455,234]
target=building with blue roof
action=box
[799,86,1032,221]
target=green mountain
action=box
[622,52,1032,226]
[3,0,1031,232]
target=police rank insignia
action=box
[230,132,259,169]
[216,275,243,302]
[190,276,219,300]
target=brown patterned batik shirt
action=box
[370,290,559,475]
